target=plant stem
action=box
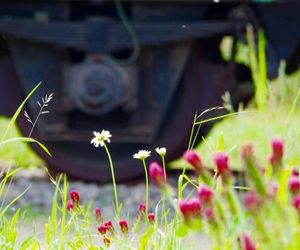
[103,143,119,218]
[142,159,149,215]
[161,156,166,225]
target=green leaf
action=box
[216,131,224,151]
[139,227,154,250]
[1,137,51,156]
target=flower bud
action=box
[70,190,80,204]
[179,198,201,221]
[271,138,284,157]
[240,233,256,250]
[243,191,261,212]
[66,200,74,211]
[292,195,300,213]
[288,176,300,194]
[95,207,102,223]
[198,184,214,204]
[269,138,284,166]
[148,213,155,224]
[104,221,113,233]
[149,162,167,188]
[183,150,202,171]
[139,204,146,214]
[119,219,129,234]
[98,225,108,235]
[214,152,229,174]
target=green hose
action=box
[111,0,140,64]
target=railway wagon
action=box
[0,0,299,182]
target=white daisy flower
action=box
[91,130,112,147]
[155,147,166,157]
[133,150,151,160]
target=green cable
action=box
[111,0,140,64]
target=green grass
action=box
[171,28,300,172]
[0,116,44,168]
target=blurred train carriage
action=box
[0,0,299,182]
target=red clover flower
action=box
[269,138,284,166]
[198,184,214,204]
[214,152,229,174]
[119,219,129,234]
[98,225,108,235]
[104,221,114,233]
[148,213,155,224]
[148,162,167,188]
[70,190,80,205]
[179,198,201,221]
[139,204,146,214]
[183,150,202,172]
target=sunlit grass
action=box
[0,116,44,168]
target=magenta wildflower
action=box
[271,138,284,157]
[179,198,201,221]
[95,207,102,223]
[198,184,214,204]
[70,190,80,204]
[104,221,112,228]
[269,138,284,166]
[214,152,229,174]
[139,203,146,214]
[243,191,261,211]
[148,213,155,224]
[97,225,108,235]
[104,220,114,233]
[183,150,202,172]
[288,176,300,194]
[66,199,74,211]
[119,219,129,234]
[240,233,256,250]
[148,162,167,188]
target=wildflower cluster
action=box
[87,130,300,248]
[177,137,300,249]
